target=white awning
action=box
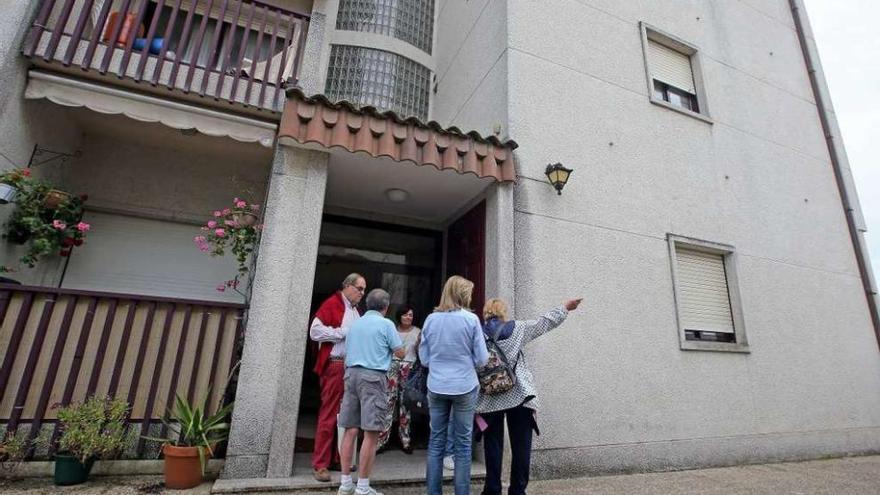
[25,71,276,147]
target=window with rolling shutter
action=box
[668,235,749,352]
[675,247,735,334]
[641,24,708,118]
[648,39,696,94]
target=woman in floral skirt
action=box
[377,304,421,453]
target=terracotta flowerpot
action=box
[44,189,71,209]
[163,444,203,489]
[234,212,259,226]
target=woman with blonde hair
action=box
[477,296,583,495]
[418,276,489,495]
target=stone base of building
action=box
[531,426,880,480]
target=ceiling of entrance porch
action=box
[324,149,494,225]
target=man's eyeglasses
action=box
[350,285,366,293]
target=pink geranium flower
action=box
[207,220,217,229]
[224,220,236,227]
[222,208,231,216]
[21,169,31,177]
[76,222,90,232]
[215,228,226,237]
[52,220,66,230]
[193,235,210,252]
[213,210,223,217]
[235,200,247,208]
[216,283,226,292]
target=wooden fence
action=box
[0,284,245,459]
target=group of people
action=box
[310,273,582,495]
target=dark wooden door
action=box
[446,201,486,321]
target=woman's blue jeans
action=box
[427,386,479,495]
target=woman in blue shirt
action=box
[418,276,489,495]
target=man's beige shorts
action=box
[338,367,389,431]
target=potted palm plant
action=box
[53,397,129,486]
[143,393,234,489]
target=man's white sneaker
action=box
[443,455,455,471]
[355,488,383,495]
[337,484,356,495]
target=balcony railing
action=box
[0,284,245,459]
[24,0,310,112]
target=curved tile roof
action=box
[278,89,517,182]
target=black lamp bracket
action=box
[26,144,81,169]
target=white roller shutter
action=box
[675,247,735,333]
[61,212,245,303]
[649,39,696,94]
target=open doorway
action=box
[295,215,443,454]
[294,199,487,461]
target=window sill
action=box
[680,340,750,353]
[650,97,714,124]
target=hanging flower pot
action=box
[0,183,18,204]
[43,189,71,209]
[233,212,259,226]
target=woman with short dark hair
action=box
[376,303,421,454]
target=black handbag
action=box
[403,358,429,415]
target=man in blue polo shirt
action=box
[337,288,404,495]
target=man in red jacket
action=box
[310,273,366,482]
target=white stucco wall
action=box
[432,0,508,137]
[500,0,880,476]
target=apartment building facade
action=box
[0,0,877,488]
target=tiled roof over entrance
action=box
[278,89,517,182]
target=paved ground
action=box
[1,455,879,494]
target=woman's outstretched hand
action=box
[564,298,583,311]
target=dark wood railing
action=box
[0,284,245,459]
[24,0,310,111]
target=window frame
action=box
[640,22,713,124]
[667,234,749,353]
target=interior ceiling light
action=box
[385,188,409,203]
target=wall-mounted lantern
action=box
[545,163,573,195]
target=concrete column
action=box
[223,145,328,479]
[485,181,516,315]
[296,0,336,96]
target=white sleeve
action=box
[309,316,347,343]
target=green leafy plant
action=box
[56,397,129,465]
[0,432,27,476]
[143,392,234,474]
[193,198,261,293]
[0,168,90,271]
[0,167,32,189]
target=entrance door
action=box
[446,201,486,320]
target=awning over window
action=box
[24,70,277,147]
[278,89,518,183]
